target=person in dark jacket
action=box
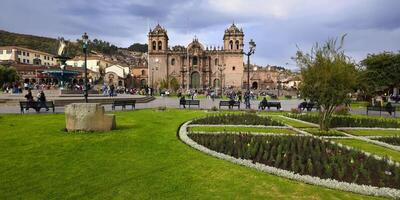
[259,97,268,110]
[37,90,49,112]
[180,96,186,108]
[24,89,38,112]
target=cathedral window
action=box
[229,40,233,50]
[171,58,175,66]
[158,41,162,50]
[232,66,236,71]
[141,70,146,76]
[235,40,240,50]
[193,57,198,66]
[152,41,156,51]
[214,58,218,66]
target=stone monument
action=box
[65,103,116,132]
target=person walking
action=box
[180,95,186,108]
[109,84,115,97]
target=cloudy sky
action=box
[1,0,400,69]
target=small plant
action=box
[291,108,301,114]
[334,106,350,115]
[156,106,167,111]
[210,106,218,111]
[285,95,292,99]
[191,113,284,126]
[374,136,400,146]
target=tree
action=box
[128,43,148,53]
[294,36,358,131]
[169,77,180,91]
[359,52,400,97]
[0,65,19,87]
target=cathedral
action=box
[147,23,245,90]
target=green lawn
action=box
[302,128,345,136]
[333,139,400,162]
[270,115,318,128]
[0,109,384,199]
[350,101,369,109]
[341,129,400,137]
[188,126,297,134]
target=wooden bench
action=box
[219,100,240,109]
[266,102,281,110]
[112,100,136,110]
[367,106,396,116]
[20,101,55,113]
[298,102,319,111]
[179,100,200,108]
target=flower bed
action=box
[286,114,400,128]
[374,137,400,146]
[188,133,400,190]
[191,113,284,126]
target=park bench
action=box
[219,100,240,109]
[19,101,55,114]
[112,100,136,110]
[298,102,319,111]
[366,106,396,117]
[179,99,200,108]
[266,102,281,110]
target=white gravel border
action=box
[179,120,400,199]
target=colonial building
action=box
[66,55,115,74]
[148,23,245,90]
[0,46,57,66]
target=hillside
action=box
[0,30,147,65]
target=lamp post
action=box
[82,32,89,103]
[241,39,256,91]
[218,65,225,97]
[241,39,256,109]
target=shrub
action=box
[191,113,284,126]
[286,113,400,128]
[285,95,292,99]
[334,106,350,115]
[291,108,301,114]
[374,136,400,146]
[210,106,218,111]
[189,133,400,189]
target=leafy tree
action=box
[169,77,180,91]
[359,52,400,97]
[294,35,358,131]
[0,65,19,87]
[128,43,148,53]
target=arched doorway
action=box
[140,79,146,88]
[213,79,220,88]
[252,82,258,90]
[190,72,200,89]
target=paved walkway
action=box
[0,96,398,118]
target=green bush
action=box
[191,113,284,126]
[189,133,400,189]
[286,113,400,128]
[374,136,400,146]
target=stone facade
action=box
[148,23,245,90]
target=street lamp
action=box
[241,39,256,91]
[218,65,225,97]
[82,32,89,103]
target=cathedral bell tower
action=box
[223,23,244,52]
[148,24,169,53]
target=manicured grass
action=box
[302,128,345,136]
[350,101,369,109]
[0,109,384,199]
[270,115,317,128]
[333,139,400,162]
[341,129,400,137]
[188,126,297,134]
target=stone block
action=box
[65,103,116,132]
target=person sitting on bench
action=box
[180,96,186,108]
[24,89,39,112]
[259,97,268,110]
[37,90,49,112]
[298,99,307,111]
[228,96,236,109]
